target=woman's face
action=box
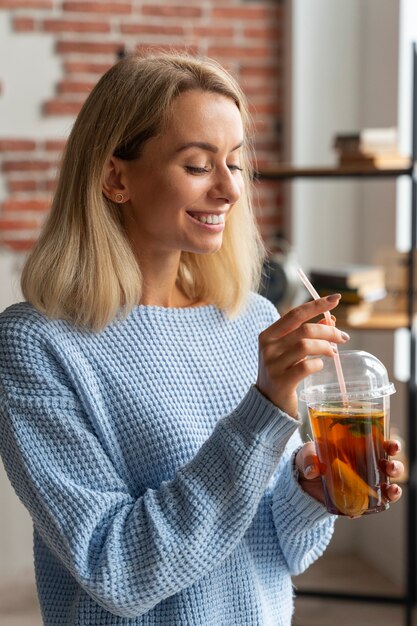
[113,89,245,263]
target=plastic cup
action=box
[299,350,396,518]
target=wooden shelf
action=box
[336,310,409,331]
[257,162,413,180]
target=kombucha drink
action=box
[308,403,389,517]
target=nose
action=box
[209,167,242,205]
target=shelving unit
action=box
[257,42,417,626]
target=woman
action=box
[0,54,403,626]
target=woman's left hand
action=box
[295,439,404,506]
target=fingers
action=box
[260,324,350,391]
[295,442,404,507]
[267,323,350,367]
[256,295,346,415]
[295,443,322,479]
[295,443,326,503]
[318,314,336,327]
[379,459,404,480]
[383,483,402,503]
[266,294,341,339]
[384,439,401,456]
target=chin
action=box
[187,237,224,255]
[198,244,223,255]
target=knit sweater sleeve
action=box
[0,319,300,618]
[271,434,336,575]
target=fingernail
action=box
[341,331,350,341]
[331,315,337,322]
[392,485,401,495]
[326,294,341,302]
[304,464,315,477]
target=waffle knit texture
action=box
[0,293,335,626]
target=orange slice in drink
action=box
[329,458,378,517]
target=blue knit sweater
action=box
[0,294,334,626]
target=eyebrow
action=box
[175,140,244,154]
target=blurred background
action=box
[0,0,416,624]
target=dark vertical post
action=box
[405,40,417,626]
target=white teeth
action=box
[192,213,225,225]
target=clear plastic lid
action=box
[299,350,396,404]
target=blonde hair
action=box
[21,53,265,331]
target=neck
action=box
[140,284,193,308]
[137,252,195,308]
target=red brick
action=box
[120,23,184,35]
[57,80,95,94]
[43,100,84,116]
[63,1,132,14]
[240,66,281,79]
[64,60,113,75]
[43,19,111,33]
[193,26,234,38]
[0,139,37,151]
[212,7,270,20]
[0,239,38,252]
[13,17,36,32]
[0,0,52,7]
[56,41,122,55]
[141,5,202,18]
[255,179,284,191]
[2,160,53,172]
[1,199,51,211]
[257,214,283,227]
[7,180,38,192]
[0,218,40,230]
[44,140,67,151]
[244,27,282,40]
[44,179,58,192]
[249,102,282,115]
[255,140,282,153]
[244,83,281,97]
[136,43,199,57]
[208,46,271,60]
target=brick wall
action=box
[0,0,285,252]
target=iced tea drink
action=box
[299,350,395,518]
[308,401,389,517]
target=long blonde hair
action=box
[21,53,265,331]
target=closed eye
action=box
[185,165,243,175]
[185,166,210,175]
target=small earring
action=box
[115,193,125,203]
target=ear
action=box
[102,157,130,203]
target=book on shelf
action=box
[338,153,410,169]
[309,264,386,291]
[332,127,409,169]
[333,127,398,153]
[333,301,375,326]
[314,285,386,304]
[374,248,417,292]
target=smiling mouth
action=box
[187,212,225,225]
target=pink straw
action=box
[297,268,348,401]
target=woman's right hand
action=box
[256,294,350,418]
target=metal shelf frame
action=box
[257,42,417,626]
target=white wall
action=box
[290,0,362,270]
[290,0,407,587]
[0,13,72,586]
